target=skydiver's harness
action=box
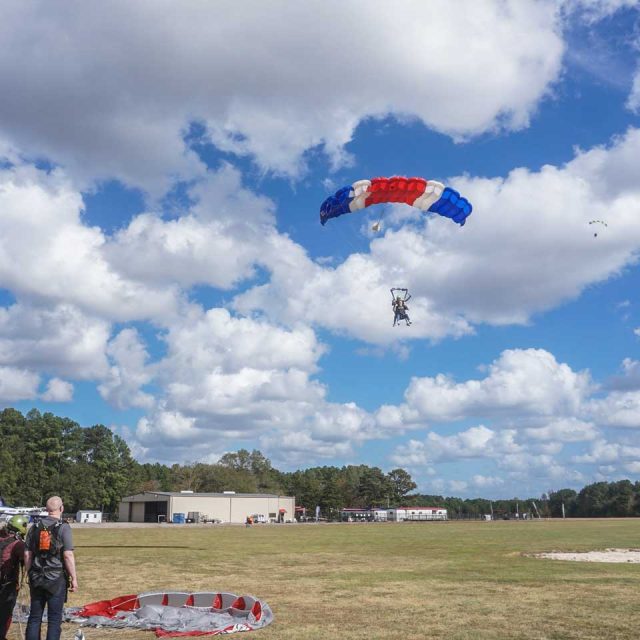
[0,534,21,588]
[391,288,411,326]
[27,520,67,591]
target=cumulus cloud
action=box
[0,1,565,189]
[107,164,277,290]
[390,425,522,465]
[0,164,178,321]
[130,308,335,456]
[588,390,640,428]
[41,378,74,402]
[0,366,40,402]
[98,328,154,409]
[524,417,598,442]
[0,161,284,328]
[573,438,640,464]
[378,349,592,427]
[0,302,110,380]
[606,358,640,391]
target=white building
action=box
[119,491,295,524]
[371,508,388,521]
[387,507,447,521]
[76,510,103,523]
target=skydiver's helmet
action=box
[7,514,28,536]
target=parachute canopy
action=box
[589,220,608,237]
[320,176,472,227]
[16,590,273,637]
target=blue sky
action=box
[1,1,640,499]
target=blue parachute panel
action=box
[320,186,353,225]
[427,187,472,226]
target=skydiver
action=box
[391,289,411,326]
[0,515,27,640]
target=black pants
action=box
[0,581,19,640]
[26,577,67,640]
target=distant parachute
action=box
[320,176,472,227]
[589,220,608,237]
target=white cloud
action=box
[0,164,178,321]
[98,328,154,410]
[624,460,640,473]
[137,409,198,443]
[607,357,640,391]
[588,390,640,428]
[471,475,505,489]
[391,425,522,466]
[130,308,373,460]
[0,366,40,402]
[573,438,640,463]
[525,417,598,442]
[107,164,277,290]
[392,349,592,424]
[0,1,565,188]
[0,303,110,379]
[41,378,74,402]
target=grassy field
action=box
[9,519,640,640]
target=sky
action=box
[1,0,640,499]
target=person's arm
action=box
[63,550,78,592]
[24,549,32,573]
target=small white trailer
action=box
[76,510,103,523]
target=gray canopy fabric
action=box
[14,590,273,636]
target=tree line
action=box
[1,408,639,518]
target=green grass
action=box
[10,519,640,639]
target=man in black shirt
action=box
[24,496,78,640]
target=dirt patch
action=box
[535,548,640,563]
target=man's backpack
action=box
[0,534,20,585]
[28,520,65,587]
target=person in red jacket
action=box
[0,514,27,640]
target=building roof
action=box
[122,491,291,500]
[396,506,446,510]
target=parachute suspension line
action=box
[371,204,386,233]
[331,211,366,257]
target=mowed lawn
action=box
[10,519,640,640]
